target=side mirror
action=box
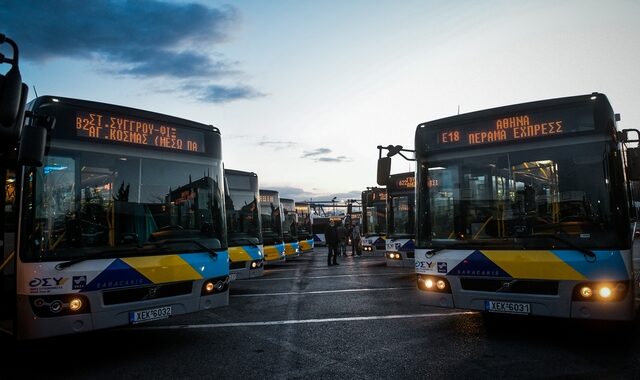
[627,147,640,181]
[18,113,53,168]
[377,157,391,186]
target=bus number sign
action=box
[75,111,205,153]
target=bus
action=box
[409,92,640,320]
[361,187,387,255]
[2,96,230,339]
[280,198,300,258]
[384,172,416,267]
[295,202,314,252]
[224,169,264,279]
[259,189,285,263]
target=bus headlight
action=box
[69,298,83,311]
[573,281,628,302]
[201,276,230,295]
[417,275,451,293]
[29,294,90,317]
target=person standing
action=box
[351,221,361,256]
[337,221,347,257]
[325,220,339,265]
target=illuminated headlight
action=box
[417,275,451,293]
[580,286,593,298]
[251,261,257,268]
[599,287,612,298]
[29,294,90,317]
[201,276,230,295]
[69,298,83,311]
[573,281,629,302]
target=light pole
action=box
[332,196,337,216]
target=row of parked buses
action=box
[0,93,319,339]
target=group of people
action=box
[326,219,361,266]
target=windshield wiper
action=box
[517,234,596,262]
[56,244,146,270]
[150,239,220,257]
[229,237,259,248]
[425,241,478,258]
[56,239,220,270]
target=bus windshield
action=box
[388,194,415,237]
[420,138,627,249]
[22,147,226,261]
[365,202,386,235]
[225,173,261,246]
[260,195,283,245]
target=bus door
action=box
[1,168,17,334]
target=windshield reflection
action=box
[24,150,226,261]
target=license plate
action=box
[129,306,172,324]
[229,273,237,281]
[485,300,531,315]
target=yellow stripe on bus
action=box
[228,246,253,262]
[263,245,283,261]
[122,255,203,283]
[481,250,587,281]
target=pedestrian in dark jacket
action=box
[325,220,339,265]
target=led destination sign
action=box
[440,115,563,146]
[75,111,205,152]
[431,105,594,149]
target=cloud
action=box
[301,147,350,162]
[258,140,297,150]
[0,0,262,103]
[316,156,349,162]
[301,148,331,158]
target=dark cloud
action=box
[316,156,349,162]
[0,0,262,103]
[301,148,331,158]
[193,84,265,103]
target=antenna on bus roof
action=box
[32,85,38,97]
[457,105,460,115]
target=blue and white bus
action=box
[409,93,640,320]
[295,202,314,253]
[225,169,264,279]
[281,198,300,258]
[2,96,230,339]
[259,189,286,264]
[384,172,416,267]
[361,187,387,255]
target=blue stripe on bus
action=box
[180,252,229,278]
[552,250,628,280]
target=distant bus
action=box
[2,96,230,339]
[281,198,300,258]
[361,188,387,255]
[385,172,415,267]
[410,93,640,320]
[259,189,285,263]
[295,202,314,252]
[224,169,264,279]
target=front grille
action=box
[103,281,193,305]
[460,278,558,295]
[230,261,246,270]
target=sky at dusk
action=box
[2,0,639,202]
